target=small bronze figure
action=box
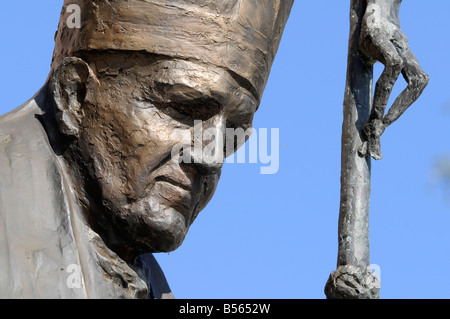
[358,0,429,160]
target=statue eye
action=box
[161,105,190,120]
[133,99,154,109]
[158,98,221,125]
[132,82,222,125]
[132,91,156,109]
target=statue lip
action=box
[154,175,192,192]
[153,175,194,218]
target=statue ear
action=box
[51,57,92,137]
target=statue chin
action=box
[140,206,190,253]
[99,199,191,256]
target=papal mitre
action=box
[51,0,294,101]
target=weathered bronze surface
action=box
[325,0,428,299]
[0,0,293,298]
[358,0,429,160]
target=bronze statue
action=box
[358,0,429,160]
[325,0,428,299]
[0,0,293,298]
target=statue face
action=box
[72,53,257,254]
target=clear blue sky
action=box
[1,1,449,299]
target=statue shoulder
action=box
[133,254,175,299]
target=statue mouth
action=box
[152,175,194,221]
[154,175,192,192]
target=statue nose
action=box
[184,117,225,176]
[188,158,223,176]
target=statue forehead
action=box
[52,0,294,101]
[88,53,237,94]
[90,56,255,114]
[149,0,242,16]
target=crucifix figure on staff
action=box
[325,0,428,299]
[358,0,429,160]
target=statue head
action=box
[48,0,293,260]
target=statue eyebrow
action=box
[137,82,223,112]
[137,66,257,112]
[141,79,225,107]
[225,69,260,102]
